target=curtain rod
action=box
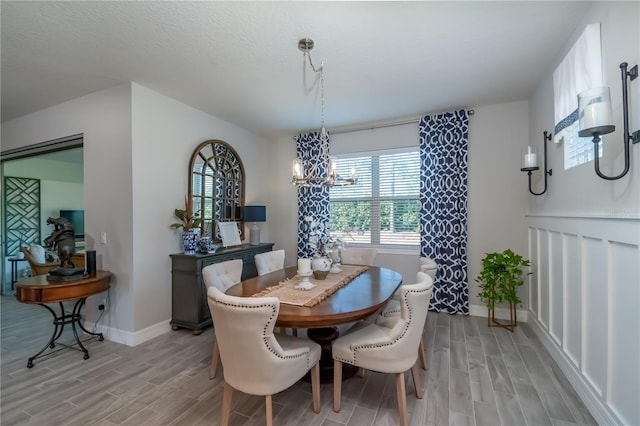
[329,109,475,136]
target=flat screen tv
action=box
[59,209,84,238]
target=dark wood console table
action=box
[15,271,111,368]
[170,243,273,334]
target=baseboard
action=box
[468,304,528,322]
[527,314,619,426]
[84,319,172,347]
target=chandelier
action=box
[292,38,357,188]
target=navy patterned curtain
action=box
[419,110,470,314]
[296,131,330,258]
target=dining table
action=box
[226,265,403,382]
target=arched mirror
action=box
[188,140,245,242]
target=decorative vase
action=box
[311,256,331,279]
[182,230,199,255]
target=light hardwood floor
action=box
[0,295,597,426]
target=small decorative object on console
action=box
[197,237,218,253]
[311,256,331,280]
[43,216,85,281]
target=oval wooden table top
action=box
[226,266,403,328]
[15,270,111,304]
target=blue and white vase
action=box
[182,230,199,255]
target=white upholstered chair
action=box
[420,256,438,279]
[202,259,243,378]
[340,247,378,266]
[255,249,298,335]
[378,271,433,370]
[207,286,321,426]
[332,274,433,426]
[255,249,285,276]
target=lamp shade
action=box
[244,205,266,222]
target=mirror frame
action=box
[188,139,245,242]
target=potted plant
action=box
[170,196,202,254]
[475,248,531,331]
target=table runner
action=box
[251,265,368,307]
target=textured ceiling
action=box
[1,1,591,138]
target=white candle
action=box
[524,153,537,168]
[582,102,612,130]
[293,160,302,178]
[298,258,311,273]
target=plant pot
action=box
[182,231,199,255]
[313,270,329,280]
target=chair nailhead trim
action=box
[212,298,311,369]
[337,287,429,366]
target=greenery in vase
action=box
[475,249,531,311]
[170,196,202,232]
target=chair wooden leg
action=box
[419,337,427,370]
[265,395,273,426]
[221,381,233,426]
[395,372,408,426]
[411,362,423,399]
[357,367,366,377]
[311,363,320,413]
[333,360,342,412]
[293,328,298,337]
[209,339,220,379]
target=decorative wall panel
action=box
[3,177,41,255]
[526,215,639,426]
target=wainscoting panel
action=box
[582,236,607,397]
[563,233,581,368]
[608,242,639,425]
[526,215,639,426]
[528,227,539,317]
[549,231,563,345]
[537,229,550,330]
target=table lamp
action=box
[243,205,266,245]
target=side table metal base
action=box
[27,298,104,368]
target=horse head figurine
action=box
[44,217,77,269]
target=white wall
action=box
[270,101,530,309]
[130,83,272,334]
[526,2,639,425]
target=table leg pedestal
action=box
[305,327,358,383]
[26,298,104,368]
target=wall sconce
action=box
[521,131,552,195]
[577,62,639,180]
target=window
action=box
[563,129,602,170]
[329,147,420,247]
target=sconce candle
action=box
[523,146,538,168]
[578,87,614,135]
[582,102,612,130]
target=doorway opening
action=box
[1,134,84,295]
